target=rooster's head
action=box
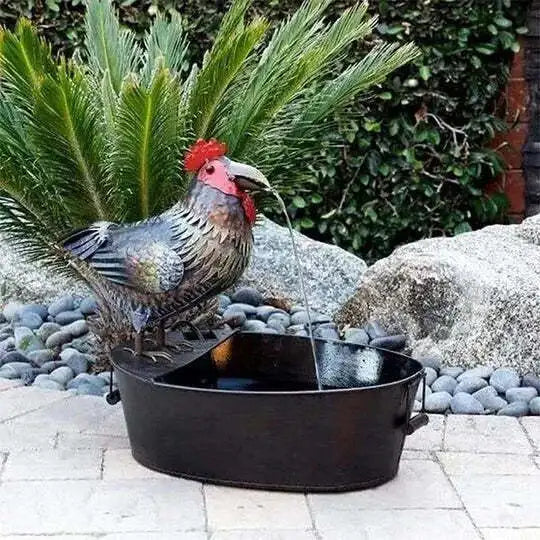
[184,139,270,226]
[184,139,270,195]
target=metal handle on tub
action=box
[405,371,429,435]
[406,412,429,434]
[106,389,121,405]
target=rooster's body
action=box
[64,139,270,349]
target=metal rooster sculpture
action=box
[63,139,270,360]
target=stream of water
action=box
[270,189,322,391]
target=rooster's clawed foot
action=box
[122,346,173,363]
[122,330,174,363]
[168,319,206,341]
[153,320,196,353]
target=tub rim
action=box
[111,334,425,397]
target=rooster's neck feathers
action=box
[191,158,257,225]
[180,179,255,231]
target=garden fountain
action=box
[108,179,428,493]
[110,327,428,492]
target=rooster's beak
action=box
[225,158,271,192]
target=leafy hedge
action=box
[285,0,529,261]
[0,0,528,261]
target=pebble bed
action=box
[0,286,539,416]
[412,362,540,417]
[0,295,115,397]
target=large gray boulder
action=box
[239,217,367,315]
[337,216,540,373]
[0,234,89,304]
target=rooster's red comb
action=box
[184,138,228,172]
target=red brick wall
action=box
[489,44,529,221]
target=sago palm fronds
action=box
[0,0,419,286]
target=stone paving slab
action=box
[106,534,207,540]
[2,448,102,480]
[83,407,129,438]
[451,475,540,528]
[481,529,540,540]
[437,451,540,476]
[444,415,533,454]
[56,431,130,450]
[209,532,316,539]
[205,485,312,531]
[314,509,480,539]
[0,379,23,392]
[3,394,121,433]
[309,460,460,514]
[1,386,540,539]
[2,535,207,540]
[400,449,432,460]
[521,417,540,453]
[403,414,444,451]
[103,448,167,480]
[2,536,95,540]
[0,423,57,452]
[0,387,70,423]
[0,479,205,535]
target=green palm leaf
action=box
[0,19,55,112]
[211,0,252,51]
[295,42,421,131]
[108,68,182,220]
[214,0,330,150]
[0,196,73,277]
[84,0,140,94]
[247,42,420,196]
[0,99,59,223]
[142,12,189,85]
[188,6,268,139]
[31,62,107,223]
[215,1,379,156]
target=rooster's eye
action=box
[205,165,215,174]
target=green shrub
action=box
[278,0,528,261]
[1,0,528,262]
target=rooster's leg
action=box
[142,350,173,362]
[140,312,198,352]
[145,319,192,353]
[122,306,173,362]
[122,330,145,356]
[135,331,144,356]
[156,320,166,349]
[169,319,205,341]
[123,335,172,362]
[161,319,207,353]
[123,346,173,363]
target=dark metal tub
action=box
[110,330,427,492]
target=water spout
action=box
[268,188,321,390]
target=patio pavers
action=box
[451,474,540,528]
[2,448,102,481]
[0,386,539,539]
[522,416,540,451]
[314,509,480,539]
[205,486,313,531]
[309,460,461,512]
[444,414,533,454]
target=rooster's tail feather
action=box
[63,221,114,260]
